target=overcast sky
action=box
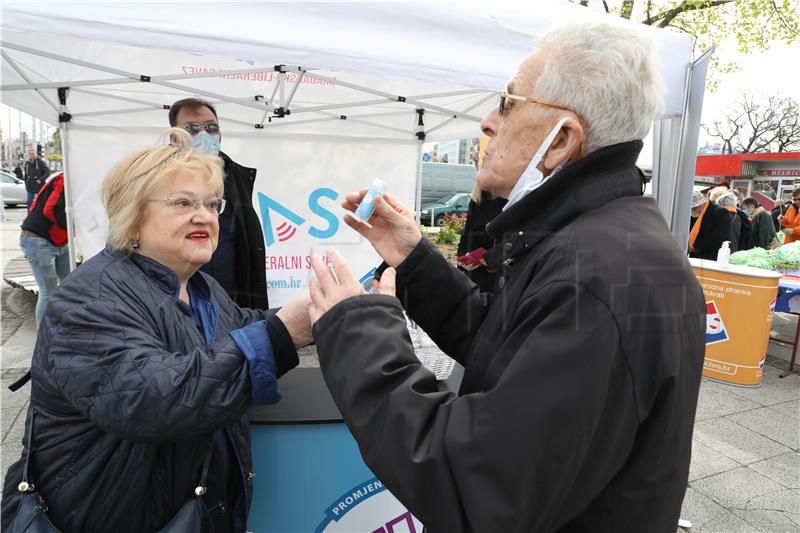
[698,40,800,145]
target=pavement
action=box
[1,204,799,531]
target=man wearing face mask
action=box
[169,98,268,309]
[304,22,706,532]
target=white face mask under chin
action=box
[503,116,570,210]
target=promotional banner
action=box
[249,424,422,533]
[245,136,419,306]
[690,259,780,386]
[66,127,419,306]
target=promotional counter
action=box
[247,366,462,532]
[690,258,781,386]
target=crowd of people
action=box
[4,20,712,533]
[689,184,787,260]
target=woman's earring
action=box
[131,240,140,249]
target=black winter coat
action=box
[23,156,49,193]
[1,251,298,532]
[203,152,268,310]
[690,202,732,260]
[314,141,706,532]
[456,195,507,292]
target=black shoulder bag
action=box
[7,409,61,533]
[8,405,217,533]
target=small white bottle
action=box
[354,178,389,222]
[716,240,731,266]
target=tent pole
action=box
[425,92,496,135]
[285,71,305,108]
[302,72,482,122]
[72,87,176,108]
[0,50,60,113]
[415,141,424,224]
[56,88,78,271]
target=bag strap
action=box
[192,432,217,497]
[8,370,31,392]
[18,408,36,492]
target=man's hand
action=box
[276,293,314,348]
[342,191,421,267]
[457,259,482,271]
[372,267,396,297]
[785,228,794,236]
[309,249,367,325]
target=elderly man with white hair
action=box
[306,22,706,532]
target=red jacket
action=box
[21,172,67,247]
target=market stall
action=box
[0,0,707,306]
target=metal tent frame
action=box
[2,40,500,267]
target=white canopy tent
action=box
[1,0,708,305]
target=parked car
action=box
[420,192,471,226]
[0,170,27,207]
[420,162,476,204]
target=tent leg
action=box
[60,122,78,271]
[414,140,423,224]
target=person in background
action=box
[707,185,729,204]
[19,171,69,326]
[307,22,705,531]
[23,147,49,206]
[13,162,24,182]
[732,191,752,251]
[1,130,311,532]
[742,197,778,249]
[779,187,800,245]
[169,98,268,309]
[717,193,742,252]
[690,190,732,260]
[456,182,507,292]
[772,198,789,233]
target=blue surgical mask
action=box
[192,132,221,156]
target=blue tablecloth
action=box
[776,271,800,313]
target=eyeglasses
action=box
[148,196,226,215]
[498,90,586,158]
[182,122,220,136]
[499,90,583,120]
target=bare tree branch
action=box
[704,92,800,154]
[642,0,735,27]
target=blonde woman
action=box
[455,182,507,291]
[2,130,311,532]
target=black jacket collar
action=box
[485,140,645,263]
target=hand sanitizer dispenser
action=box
[716,240,731,266]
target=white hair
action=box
[533,22,665,154]
[717,193,738,207]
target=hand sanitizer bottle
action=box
[354,178,388,222]
[716,240,731,266]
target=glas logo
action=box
[258,188,340,247]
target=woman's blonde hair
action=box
[102,128,224,253]
[471,181,483,204]
[708,186,730,203]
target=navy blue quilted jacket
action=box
[1,250,298,532]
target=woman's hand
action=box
[276,293,314,348]
[342,191,422,267]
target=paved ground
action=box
[1,204,799,531]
